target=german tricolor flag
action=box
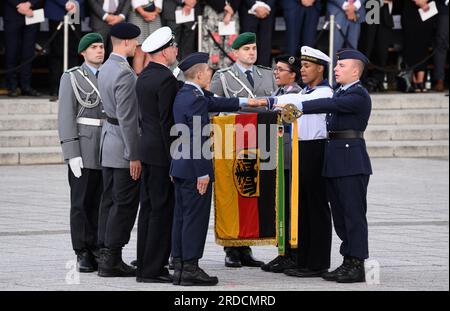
[212,112,279,246]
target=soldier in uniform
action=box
[209,32,275,268]
[270,47,334,277]
[57,32,106,273]
[170,52,268,286]
[261,54,302,274]
[274,49,372,283]
[97,22,142,277]
[134,26,179,284]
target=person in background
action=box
[282,0,322,56]
[161,0,199,60]
[45,0,85,98]
[359,0,395,92]
[433,0,449,92]
[3,0,43,97]
[129,0,163,74]
[326,0,366,74]
[238,0,276,67]
[200,0,240,70]
[87,0,131,56]
[402,0,436,92]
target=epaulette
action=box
[256,65,272,71]
[65,66,80,73]
[193,88,204,97]
[216,67,231,73]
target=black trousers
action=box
[359,7,394,84]
[3,20,39,91]
[172,177,212,262]
[68,167,103,253]
[296,140,331,270]
[136,164,174,278]
[48,20,81,94]
[326,174,370,260]
[239,10,275,67]
[98,167,140,249]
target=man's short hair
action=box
[354,59,365,78]
[184,63,208,80]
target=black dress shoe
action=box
[136,274,173,283]
[322,257,352,282]
[284,268,328,278]
[268,256,297,273]
[261,256,284,272]
[180,260,218,286]
[336,258,365,283]
[225,249,242,268]
[21,88,41,97]
[240,247,264,267]
[77,250,97,273]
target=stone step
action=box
[371,93,449,110]
[0,130,59,147]
[366,124,449,141]
[0,147,63,165]
[0,114,58,130]
[369,109,449,125]
[0,98,58,114]
[367,140,449,158]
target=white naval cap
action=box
[300,46,331,65]
[142,26,176,53]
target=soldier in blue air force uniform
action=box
[274,49,372,283]
[169,52,267,286]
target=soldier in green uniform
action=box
[57,32,106,273]
[209,32,275,268]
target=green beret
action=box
[231,32,257,50]
[78,32,104,54]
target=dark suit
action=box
[135,61,179,278]
[282,0,321,56]
[302,81,372,260]
[87,0,131,55]
[3,0,42,92]
[239,0,276,66]
[44,0,85,95]
[161,0,199,60]
[170,83,240,262]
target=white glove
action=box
[69,157,84,178]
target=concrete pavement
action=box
[0,158,448,291]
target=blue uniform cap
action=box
[179,52,210,72]
[336,49,369,66]
[110,22,141,39]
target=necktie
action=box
[245,70,254,88]
[107,0,117,13]
[277,88,285,96]
[95,71,99,79]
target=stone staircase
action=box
[366,93,449,157]
[0,93,448,165]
